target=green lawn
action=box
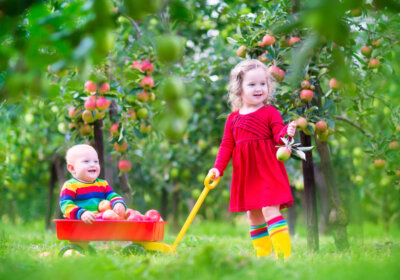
[1,217,399,280]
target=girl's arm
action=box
[213,115,235,176]
[270,107,294,145]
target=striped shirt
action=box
[59,178,126,220]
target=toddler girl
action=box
[208,59,296,259]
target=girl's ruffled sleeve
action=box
[213,114,235,176]
[270,107,290,145]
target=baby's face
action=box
[69,149,100,183]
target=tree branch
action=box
[333,115,373,137]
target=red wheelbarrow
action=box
[54,174,220,256]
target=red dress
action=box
[213,105,293,212]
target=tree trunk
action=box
[54,155,67,219]
[300,132,319,252]
[171,184,181,232]
[119,172,133,207]
[46,158,57,230]
[160,187,168,221]
[315,137,349,251]
[314,164,330,234]
[109,100,134,206]
[94,120,105,179]
[287,185,296,236]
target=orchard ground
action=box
[1,217,399,280]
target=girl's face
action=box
[241,68,269,110]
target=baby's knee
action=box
[262,206,281,220]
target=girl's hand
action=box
[113,203,126,218]
[287,121,297,138]
[208,168,220,180]
[81,211,95,224]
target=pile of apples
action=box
[94,200,163,222]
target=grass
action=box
[0,217,399,280]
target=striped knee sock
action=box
[250,223,272,257]
[267,216,291,259]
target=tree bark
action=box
[287,185,296,236]
[171,184,181,232]
[315,137,349,251]
[300,132,319,252]
[54,155,67,219]
[94,120,105,179]
[46,158,57,230]
[314,164,330,234]
[160,187,168,221]
[119,172,133,207]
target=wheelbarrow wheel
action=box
[122,244,147,256]
[58,244,85,257]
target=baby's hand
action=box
[113,203,126,218]
[287,121,297,138]
[81,211,95,224]
[208,168,220,180]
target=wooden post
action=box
[300,132,319,252]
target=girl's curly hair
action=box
[228,59,276,111]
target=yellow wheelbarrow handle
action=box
[169,173,220,253]
[204,173,220,190]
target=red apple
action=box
[84,98,96,111]
[288,36,301,46]
[141,76,154,90]
[372,40,381,47]
[114,141,128,152]
[262,34,276,46]
[300,89,314,101]
[127,213,144,221]
[99,83,110,94]
[141,60,154,74]
[389,141,399,150]
[296,117,308,130]
[102,209,120,220]
[94,212,103,220]
[137,91,149,102]
[130,60,141,70]
[315,121,328,133]
[127,110,136,121]
[373,159,386,169]
[329,78,341,91]
[145,209,161,222]
[236,45,247,58]
[98,200,112,212]
[125,209,142,219]
[118,160,132,172]
[276,147,291,161]
[269,65,285,82]
[361,46,371,57]
[301,80,310,89]
[96,97,110,111]
[84,80,97,92]
[110,123,119,137]
[81,110,94,123]
[368,58,380,68]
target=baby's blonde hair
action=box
[228,59,276,111]
[66,144,97,165]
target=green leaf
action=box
[72,37,94,60]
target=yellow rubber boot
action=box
[252,235,272,257]
[250,223,272,257]
[267,216,291,259]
